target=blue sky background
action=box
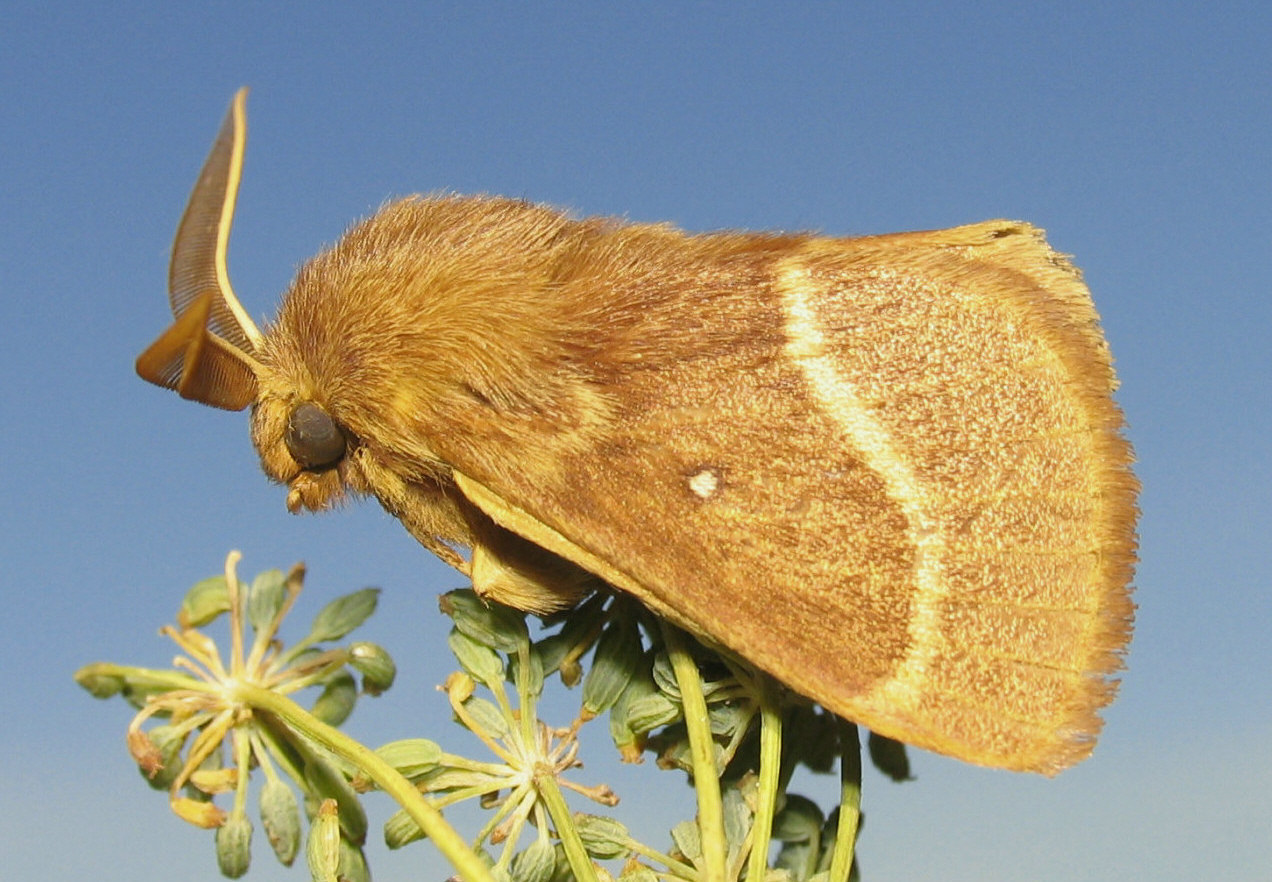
[3,3,1269,880]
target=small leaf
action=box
[460,696,510,740]
[308,587,380,643]
[772,794,824,843]
[439,589,528,652]
[449,628,505,684]
[178,575,230,628]
[247,568,287,633]
[669,820,701,862]
[215,812,253,878]
[867,731,913,781]
[260,777,301,866]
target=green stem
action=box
[623,839,701,881]
[534,768,601,882]
[744,684,783,881]
[229,681,494,882]
[661,624,727,882]
[828,722,862,882]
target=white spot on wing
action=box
[688,467,720,499]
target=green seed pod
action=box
[338,839,370,882]
[215,812,253,878]
[373,738,443,780]
[669,819,702,863]
[582,619,643,719]
[310,670,358,727]
[382,807,425,849]
[306,799,341,882]
[511,836,557,882]
[460,696,510,740]
[349,641,397,695]
[439,589,529,652]
[259,777,301,866]
[574,814,632,860]
[772,793,824,843]
[138,725,185,789]
[73,664,127,699]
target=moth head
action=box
[250,391,353,513]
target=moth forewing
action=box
[433,221,1137,774]
[138,91,1138,776]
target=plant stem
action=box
[744,683,783,881]
[534,768,602,882]
[228,681,494,882]
[828,721,862,882]
[661,623,728,882]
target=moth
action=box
[139,89,1137,774]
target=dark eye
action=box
[285,402,347,469]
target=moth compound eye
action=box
[285,402,346,470]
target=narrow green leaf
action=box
[178,575,230,628]
[582,619,643,718]
[248,568,287,633]
[308,588,380,643]
[448,628,505,684]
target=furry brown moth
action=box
[139,89,1137,774]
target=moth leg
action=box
[466,510,597,614]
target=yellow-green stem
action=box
[828,722,862,882]
[744,685,783,881]
[661,624,727,882]
[534,768,601,882]
[229,681,494,882]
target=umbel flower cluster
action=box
[76,551,911,882]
